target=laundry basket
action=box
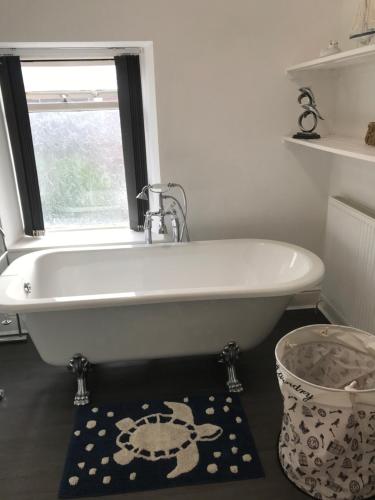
[275,324,375,500]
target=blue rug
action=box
[59,394,264,498]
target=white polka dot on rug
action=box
[242,454,252,462]
[213,451,222,458]
[209,396,215,402]
[98,429,106,437]
[235,416,242,423]
[85,443,94,452]
[207,463,218,474]
[86,420,96,429]
[231,447,238,454]
[89,468,97,476]
[223,405,230,413]
[130,472,137,481]
[69,476,79,486]
[101,457,109,465]
[74,430,81,437]
[205,407,215,415]
[77,462,85,470]
[91,407,99,413]
[103,476,111,485]
[106,411,114,417]
[183,397,189,403]
[229,433,236,440]
[226,397,232,403]
[230,465,238,474]
[142,404,149,410]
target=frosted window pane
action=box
[29,110,129,228]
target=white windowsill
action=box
[9,227,166,253]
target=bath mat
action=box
[59,393,264,498]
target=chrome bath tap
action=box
[136,183,190,244]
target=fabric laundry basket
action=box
[275,324,375,500]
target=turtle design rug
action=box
[59,394,264,498]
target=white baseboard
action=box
[287,289,321,310]
[288,290,348,326]
[317,296,347,326]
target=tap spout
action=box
[170,211,180,243]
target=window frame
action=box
[26,90,119,113]
[0,48,152,236]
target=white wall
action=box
[328,1,375,214]
[0,0,343,255]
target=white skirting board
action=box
[287,289,348,325]
[322,196,375,333]
[318,298,346,326]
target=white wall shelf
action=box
[286,44,375,74]
[284,136,375,163]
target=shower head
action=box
[136,186,149,201]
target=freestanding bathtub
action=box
[0,239,324,403]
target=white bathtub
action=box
[0,239,323,367]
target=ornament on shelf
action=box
[320,40,341,57]
[350,0,375,45]
[293,87,324,140]
[365,122,375,146]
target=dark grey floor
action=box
[0,309,328,500]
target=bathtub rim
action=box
[0,238,324,313]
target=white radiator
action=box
[322,197,375,332]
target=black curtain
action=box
[0,56,44,236]
[115,55,148,230]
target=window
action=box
[23,62,129,229]
[0,53,148,236]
